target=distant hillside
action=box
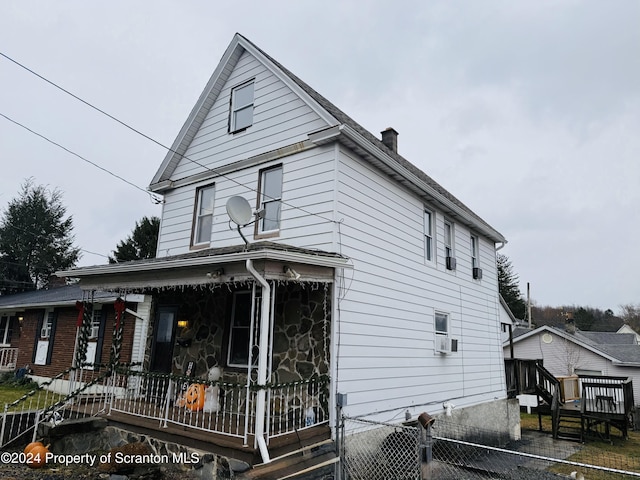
[531,305,624,332]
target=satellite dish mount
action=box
[226,196,255,246]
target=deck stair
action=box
[240,439,337,480]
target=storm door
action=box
[150,306,178,373]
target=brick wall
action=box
[13,303,135,378]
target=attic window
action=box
[230,80,255,132]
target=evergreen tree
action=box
[497,253,526,320]
[109,216,159,263]
[0,179,80,293]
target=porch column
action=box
[246,259,271,463]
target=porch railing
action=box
[0,348,18,371]
[1,365,330,448]
[105,369,329,444]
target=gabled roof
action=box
[0,284,122,310]
[150,33,505,243]
[507,324,640,366]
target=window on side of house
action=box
[89,309,102,339]
[257,165,283,234]
[230,80,255,132]
[424,209,434,262]
[444,221,453,258]
[470,234,479,269]
[227,291,254,367]
[41,310,55,339]
[193,184,215,246]
[0,315,13,345]
[435,312,449,337]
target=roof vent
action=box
[381,127,399,153]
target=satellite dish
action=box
[226,196,253,226]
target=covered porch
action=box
[53,242,350,463]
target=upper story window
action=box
[230,80,255,132]
[444,220,456,270]
[470,235,479,269]
[424,209,434,262]
[257,165,283,234]
[193,184,215,246]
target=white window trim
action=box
[257,165,283,235]
[444,220,454,259]
[424,209,434,263]
[227,291,255,368]
[193,184,215,246]
[41,309,54,339]
[230,80,255,132]
[435,311,449,337]
[470,234,479,269]
[0,314,13,346]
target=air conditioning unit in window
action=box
[436,336,458,354]
[446,256,457,271]
[473,267,483,279]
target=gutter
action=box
[245,259,271,464]
[56,249,351,278]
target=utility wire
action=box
[0,112,162,205]
[0,51,338,225]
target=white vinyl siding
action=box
[157,146,336,255]
[170,50,329,180]
[507,331,640,404]
[335,146,504,418]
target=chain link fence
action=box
[341,415,640,480]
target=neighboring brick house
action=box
[0,284,148,384]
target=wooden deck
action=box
[506,359,635,442]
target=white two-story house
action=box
[61,33,513,465]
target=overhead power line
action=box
[0,51,338,226]
[0,112,162,204]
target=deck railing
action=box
[0,348,18,371]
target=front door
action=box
[150,306,178,373]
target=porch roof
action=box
[56,241,350,291]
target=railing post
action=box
[0,403,8,447]
[162,380,172,428]
[32,410,41,443]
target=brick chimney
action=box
[48,275,67,288]
[381,127,399,153]
[565,311,576,334]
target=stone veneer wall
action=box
[146,282,331,387]
[146,287,227,378]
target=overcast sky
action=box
[1,1,638,312]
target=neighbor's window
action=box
[228,291,254,367]
[89,309,102,339]
[435,311,449,337]
[470,234,479,269]
[258,165,283,233]
[0,315,14,345]
[41,310,55,339]
[424,209,434,262]
[230,80,255,132]
[193,184,215,245]
[444,220,454,258]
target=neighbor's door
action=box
[150,306,178,373]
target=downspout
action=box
[246,259,271,464]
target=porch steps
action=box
[556,412,583,442]
[242,439,337,480]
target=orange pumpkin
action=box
[25,442,49,469]
[24,441,44,455]
[184,383,205,411]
